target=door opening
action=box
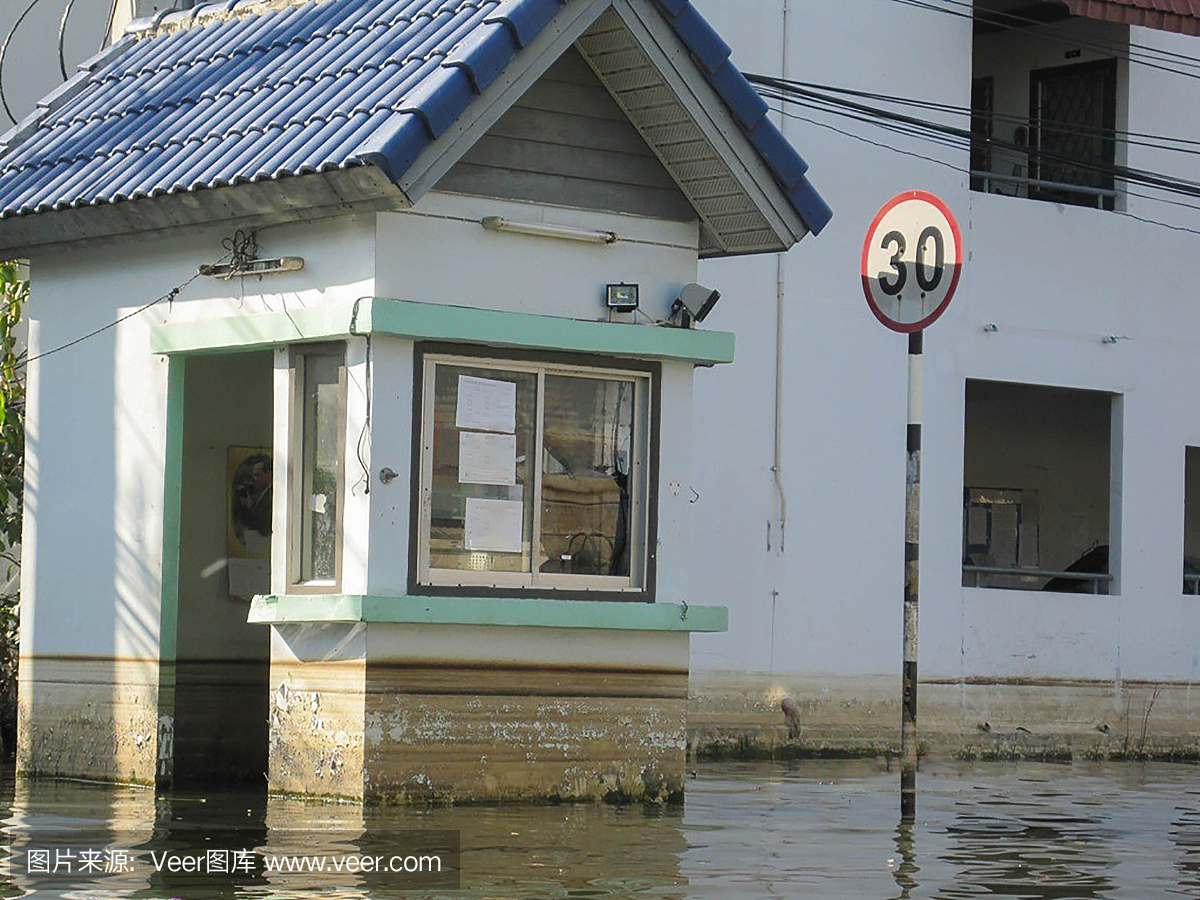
[164,350,273,787]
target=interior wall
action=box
[973,17,1130,151]
[1184,447,1200,566]
[173,351,273,784]
[963,380,1112,575]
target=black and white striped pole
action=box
[901,329,922,821]
[861,190,962,824]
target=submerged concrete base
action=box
[689,671,1200,761]
[17,657,159,784]
[268,622,689,803]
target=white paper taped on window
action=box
[464,497,523,553]
[456,375,516,433]
[227,557,269,602]
[458,431,516,485]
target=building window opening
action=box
[971,2,1124,210]
[962,380,1117,594]
[290,345,345,591]
[415,350,652,596]
[1184,447,1200,594]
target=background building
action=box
[688,0,1200,757]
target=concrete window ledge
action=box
[247,593,727,632]
[151,296,735,365]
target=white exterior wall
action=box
[22,215,376,663]
[369,192,702,599]
[21,189,699,620]
[20,187,702,652]
[374,192,699,321]
[689,0,1200,696]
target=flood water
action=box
[1,759,1199,898]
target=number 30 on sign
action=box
[861,190,962,333]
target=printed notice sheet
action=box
[227,557,269,602]
[458,431,517,485]
[456,375,516,433]
[464,497,523,553]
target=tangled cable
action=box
[221,229,259,272]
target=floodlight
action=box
[605,283,639,312]
[671,282,720,325]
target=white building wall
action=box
[374,192,699,322]
[689,0,1200,708]
[22,215,376,660]
[371,191,703,601]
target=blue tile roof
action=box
[0,0,830,235]
[651,0,830,233]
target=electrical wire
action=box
[18,248,234,370]
[764,100,1200,236]
[769,94,1200,216]
[921,0,1200,70]
[222,229,259,269]
[752,78,1200,204]
[57,0,77,81]
[750,74,1200,156]
[760,87,1200,215]
[354,333,371,496]
[884,0,1200,80]
[0,0,53,125]
[100,0,118,51]
[19,277,200,368]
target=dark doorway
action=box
[167,351,273,786]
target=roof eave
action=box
[0,167,407,257]
[1065,0,1200,36]
[607,0,826,256]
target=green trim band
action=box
[247,594,727,633]
[150,297,734,364]
[158,356,185,663]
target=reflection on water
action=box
[893,823,919,899]
[1172,789,1200,896]
[0,761,1198,898]
[936,781,1114,899]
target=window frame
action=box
[1028,58,1118,211]
[969,75,994,194]
[287,343,347,594]
[408,343,660,602]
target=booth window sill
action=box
[247,593,726,633]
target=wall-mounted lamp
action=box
[199,257,304,279]
[605,283,639,312]
[480,216,618,245]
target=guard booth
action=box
[0,0,829,801]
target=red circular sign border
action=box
[860,189,963,334]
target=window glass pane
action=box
[539,375,635,578]
[300,354,340,582]
[429,365,536,573]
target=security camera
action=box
[671,283,720,326]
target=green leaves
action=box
[0,261,25,554]
[0,260,25,749]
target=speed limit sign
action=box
[861,190,962,333]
